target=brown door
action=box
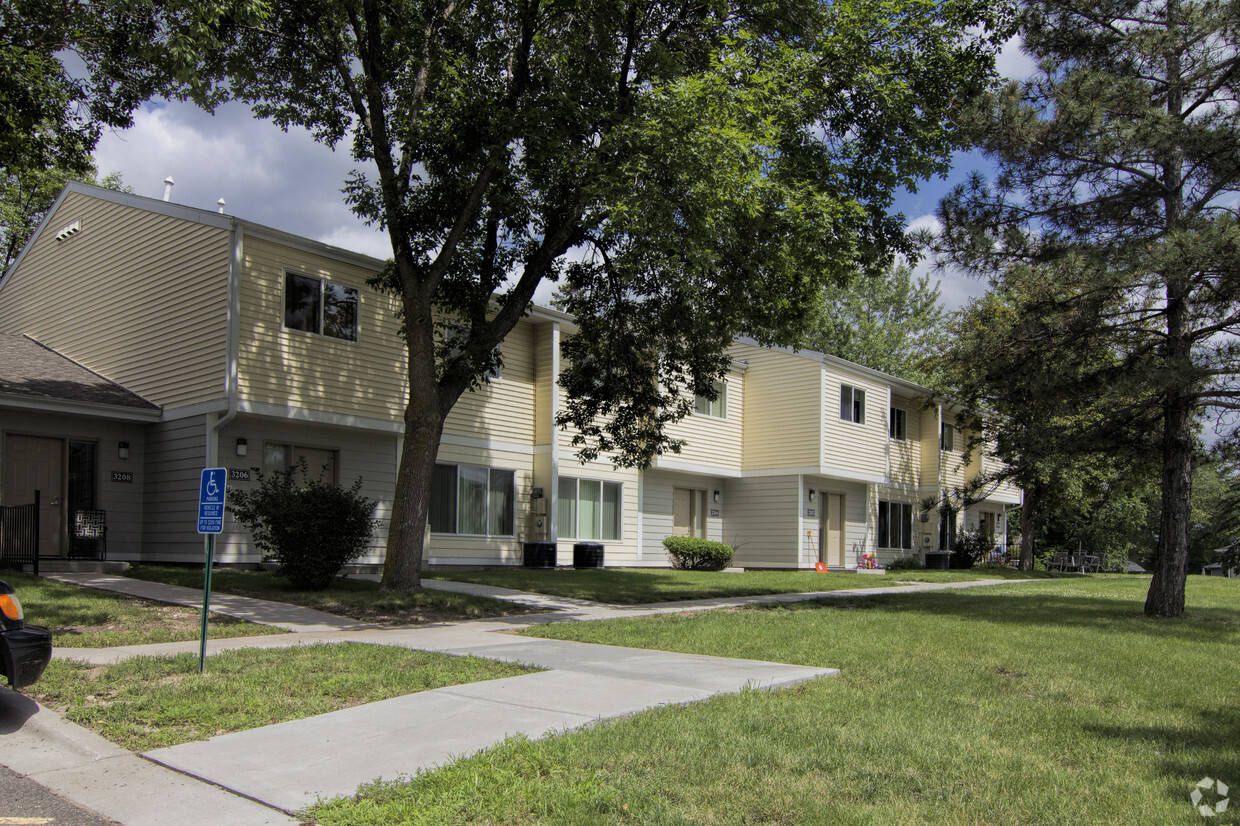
[820,493,844,567]
[4,435,64,556]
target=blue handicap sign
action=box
[197,468,228,535]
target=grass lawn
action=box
[126,565,541,624]
[308,575,1240,825]
[30,643,538,752]
[429,565,1049,604]
[2,571,284,648]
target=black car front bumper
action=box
[1,624,52,690]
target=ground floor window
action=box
[263,443,338,485]
[877,500,913,550]
[558,477,622,540]
[430,463,514,536]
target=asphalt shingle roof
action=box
[0,335,159,411]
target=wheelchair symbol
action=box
[206,474,220,497]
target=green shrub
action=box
[950,528,992,569]
[662,536,735,571]
[886,554,924,570]
[227,460,378,590]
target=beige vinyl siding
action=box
[236,236,406,422]
[0,411,146,556]
[888,397,922,488]
[444,319,537,444]
[941,425,969,493]
[142,416,209,562]
[727,475,801,568]
[214,417,397,564]
[0,190,229,407]
[805,477,871,569]
[822,370,886,475]
[554,463,639,565]
[534,322,556,446]
[426,442,534,566]
[919,406,941,491]
[662,373,744,471]
[639,470,728,563]
[733,343,822,468]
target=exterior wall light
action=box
[236,438,248,457]
[118,441,130,460]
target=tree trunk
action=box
[1019,488,1036,571]
[1145,372,1194,618]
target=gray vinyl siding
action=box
[0,189,230,407]
[142,416,209,561]
[214,417,398,564]
[639,469,728,562]
[0,410,146,557]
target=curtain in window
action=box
[557,477,577,538]
[578,480,602,540]
[602,482,621,540]
[458,465,488,534]
[488,469,514,536]
[429,464,457,533]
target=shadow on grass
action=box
[764,583,1240,644]
[1084,706,1240,814]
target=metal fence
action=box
[0,490,40,577]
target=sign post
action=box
[196,468,227,674]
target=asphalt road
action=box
[0,765,119,826]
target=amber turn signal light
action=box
[0,592,23,623]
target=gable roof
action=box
[0,334,160,419]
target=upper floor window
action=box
[694,380,727,418]
[889,407,907,440]
[429,463,514,536]
[878,500,913,550]
[840,384,865,424]
[284,271,358,342]
[940,422,956,451]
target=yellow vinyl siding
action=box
[733,343,821,468]
[888,398,922,488]
[662,372,744,471]
[534,322,556,446]
[236,236,406,421]
[0,190,229,407]
[822,370,886,475]
[919,407,941,489]
[444,320,537,444]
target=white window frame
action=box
[941,422,956,451]
[878,500,913,550]
[840,384,865,424]
[694,379,727,418]
[429,463,515,537]
[889,407,907,441]
[283,269,359,342]
[557,477,623,541]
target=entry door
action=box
[820,493,844,567]
[672,487,704,537]
[3,435,64,556]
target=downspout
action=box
[549,322,561,551]
[207,220,243,467]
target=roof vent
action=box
[163,176,174,202]
[54,220,82,242]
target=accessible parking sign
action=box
[197,468,227,534]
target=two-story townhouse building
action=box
[0,182,1019,571]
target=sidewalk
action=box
[4,573,1023,824]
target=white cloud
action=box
[906,213,988,311]
[996,35,1037,81]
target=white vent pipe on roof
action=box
[163,176,174,201]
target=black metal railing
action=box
[0,490,40,576]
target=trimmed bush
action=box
[663,536,735,571]
[228,459,379,590]
[886,554,924,570]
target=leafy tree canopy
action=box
[803,261,948,386]
[164,0,1008,589]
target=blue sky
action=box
[92,38,1033,312]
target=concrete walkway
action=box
[3,573,1023,824]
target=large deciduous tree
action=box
[1,1,168,181]
[173,0,1004,591]
[932,0,1240,616]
